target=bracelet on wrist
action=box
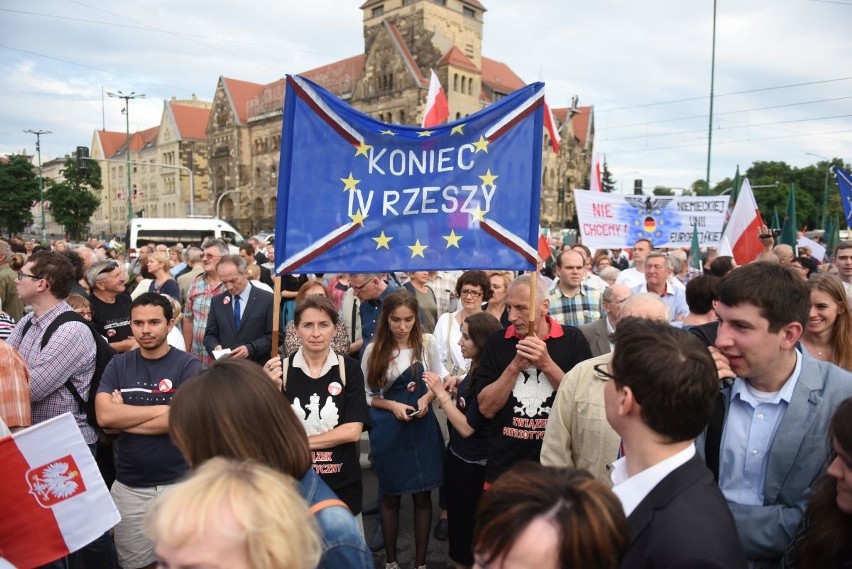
[440,397,451,406]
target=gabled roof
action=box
[551,105,594,149]
[360,0,486,10]
[94,130,128,159]
[129,126,159,152]
[170,103,211,141]
[383,20,427,88]
[437,46,479,73]
[481,56,525,95]
[221,77,265,125]
[301,54,365,98]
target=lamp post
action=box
[620,171,640,194]
[107,90,145,224]
[23,129,52,243]
[806,152,831,228]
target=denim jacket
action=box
[298,469,372,569]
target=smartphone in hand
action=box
[406,408,422,417]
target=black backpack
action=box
[21,311,117,427]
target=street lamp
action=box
[806,152,831,228]
[107,90,145,224]
[23,129,52,243]
[620,171,640,194]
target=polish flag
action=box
[543,99,560,153]
[0,413,120,568]
[589,151,603,192]
[720,178,765,265]
[422,70,449,128]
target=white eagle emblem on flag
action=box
[26,454,87,508]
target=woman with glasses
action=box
[362,291,447,569]
[434,271,492,382]
[146,251,180,299]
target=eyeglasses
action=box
[17,271,41,281]
[352,279,375,291]
[593,363,616,381]
[459,289,483,298]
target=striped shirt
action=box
[0,339,31,429]
[7,301,97,443]
[548,284,603,327]
[183,273,225,366]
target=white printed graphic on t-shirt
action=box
[512,367,554,418]
[292,393,339,436]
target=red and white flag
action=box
[422,69,449,128]
[720,178,765,265]
[589,151,603,192]
[543,98,560,153]
[0,413,120,567]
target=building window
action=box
[372,5,384,16]
[461,76,466,93]
[454,73,459,92]
[398,109,405,123]
[463,6,476,18]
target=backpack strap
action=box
[705,387,729,482]
[309,499,349,515]
[338,354,346,386]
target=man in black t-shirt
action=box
[88,260,136,352]
[468,275,592,484]
[95,293,202,569]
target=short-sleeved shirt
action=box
[98,347,202,487]
[468,317,592,482]
[548,284,603,327]
[283,351,370,493]
[359,282,398,350]
[89,292,133,344]
[184,274,226,365]
[0,340,31,429]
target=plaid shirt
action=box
[7,301,97,443]
[428,271,459,318]
[548,284,603,327]
[183,273,225,366]
[0,339,31,429]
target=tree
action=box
[691,179,712,196]
[0,154,40,234]
[45,158,102,240]
[601,161,616,192]
[653,186,675,196]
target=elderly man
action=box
[89,260,137,352]
[633,252,688,321]
[772,243,795,265]
[467,275,592,485]
[183,239,228,366]
[0,239,24,321]
[616,238,653,289]
[548,249,603,327]
[541,293,668,485]
[203,255,274,366]
[349,273,398,354]
[577,284,632,357]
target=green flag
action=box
[731,165,741,204]
[825,216,840,252]
[780,184,798,248]
[770,206,781,231]
[689,224,702,270]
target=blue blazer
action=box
[698,350,852,568]
[203,284,275,365]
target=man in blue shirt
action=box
[349,273,398,353]
[703,262,852,568]
[632,252,688,321]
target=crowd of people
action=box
[1,231,852,569]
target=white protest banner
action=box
[573,190,730,249]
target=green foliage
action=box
[653,186,675,196]
[44,158,102,241]
[691,179,712,196]
[0,155,40,234]
[601,161,616,192]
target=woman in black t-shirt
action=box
[265,295,369,514]
[424,311,502,569]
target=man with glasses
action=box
[182,239,228,366]
[578,284,632,357]
[548,249,603,327]
[349,273,397,355]
[88,260,137,353]
[541,293,668,485]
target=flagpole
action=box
[271,276,282,358]
[705,0,717,190]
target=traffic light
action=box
[633,179,643,195]
[76,146,89,172]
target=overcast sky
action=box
[2,0,850,193]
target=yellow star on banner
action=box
[407,239,428,258]
[349,210,367,226]
[442,230,462,248]
[354,141,372,157]
[380,129,397,136]
[470,208,486,222]
[372,231,393,250]
[340,172,360,192]
[473,135,489,153]
[450,124,465,136]
[479,168,498,190]
[417,130,433,138]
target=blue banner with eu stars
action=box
[274,75,544,274]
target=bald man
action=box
[540,293,670,485]
[577,284,632,357]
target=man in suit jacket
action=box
[578,284,632,357]
[605,317,746,569]
[203,255,274,366]
[699,262,852,568]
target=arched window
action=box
[461,76,466,93]
[454,73,459,92]
[253,198,264,219]
[399,109,405,123]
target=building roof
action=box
[301,54,365,98]
[437,46,479,73]
[129,126,160,152]
[95,130,128,159]
[170,103,211,140]
[383,20,428,87]
[481,56,525,95]
[360,0,486,10]
[222,77,266,124]
[551,105,594,149]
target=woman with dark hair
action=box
[168,359,373,569]
[362,291,446,569]
[791,255,818,280]
[472,463,628,569]
[433,270,492,379]
[681,275,720,329]
[782,398,852,568]
[264,295,368,515]
[282,280,350,356]
[801,273,852,371]
[424,311,502,569]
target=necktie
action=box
[233,295,241,329]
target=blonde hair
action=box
[149,251,170,267]
[147,457,321,569]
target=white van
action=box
[126,218,245,253]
